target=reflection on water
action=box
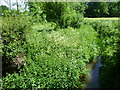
[86,56,102,88]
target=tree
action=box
[28,2,86,27]
[85,2,109,17]
[107,2,119,17]
[24,0,29,11]
[16,0,19,10]
[0,5,9,16]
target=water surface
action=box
[86,56,102,88]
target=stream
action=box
[85,56,102,89]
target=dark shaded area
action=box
[99,19,120,88]
[84,2,119,17]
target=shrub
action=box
[2,15,32,75]
[61,10,83,28]
[28,2,86,28]
[2,25,99,88]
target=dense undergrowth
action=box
[1,2,119,89]
[83,19,120,88]
[2,15,99,88]
[2,16,119,89]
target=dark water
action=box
[86,56,102,88]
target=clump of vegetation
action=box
[2,22,99,88]
[83,19,120,88]
[28,2,86,28]
[1,1,119,89]
[2,15,32,76]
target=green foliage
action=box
[2,15,32,75]
[59,2,86,28]
[3,1,119,88]
[28,2,45,23]
[83,19,119,88]
[28,2,86,28]
[83,19,118,54]
[2,9,29,17]
[2,9,18,16]
[0,5,9,16]
[61,9,83,28]
[43,2,64,22]
[97,20,119,88]
[107,2,119,17]
[2,24,99,88]
[85,2,119,17]
[85,2,109,17]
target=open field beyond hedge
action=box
[84,17,119,20]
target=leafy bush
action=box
[2,15,32,75]
[3,9,19,16]
[28,2,86,28]
[83,19,119,88]
[0,5,9,16]
[83,19,118,56]
[61,10,83,28]
[2,24,99,88]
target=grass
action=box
[84,17,119,20]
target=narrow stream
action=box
[85,56,102,88]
